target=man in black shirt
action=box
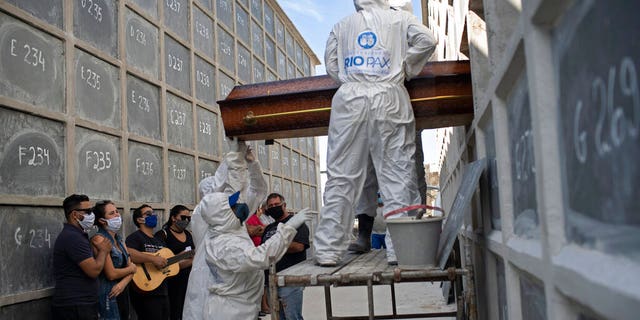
[262,193,309,320]
[126,204,170,320]
[52,194,112,320]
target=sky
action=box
[276,0,439,171]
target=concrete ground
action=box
[300,281,456,320]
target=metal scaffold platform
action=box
[268,248,476,320]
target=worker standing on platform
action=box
[314,0,437,266]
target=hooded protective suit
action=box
[314,0,437,264]
[183,140,274,320]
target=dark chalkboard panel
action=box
[302,185,309,209]
[237,44,251,83]
[301,156,308,182]
[283,179,292,205]
[436,158,486,269]
[281,146,290,177]
[218,70,235,99]
[555,1,640,252]
[75,128,121,200]
[266,70,276,82]
[193,6,214,59]
[127,74,161,141]
[130,0,158,19]
[277,49,286,78]
[75,49,120,128]
[0,206,64,296]
[165,35,191,95]
[276,17,285,48]
[128,142,163,202]
[271,176,282,195]
[285,29,294,57]
[270,142,281,175]
[480,118,501,230]
[303,54,311,76]
[253,58,265,83]
[293,182,301,210]
[507,76,538,238]
[235,6,250,45]
[217,27,235,74]
[168,152,195,204]
[0,108,65,197]
[264,4,274,37]
[167,93,193,149]
[6,0,63,28]
[125,9,159,78]
[0,13,65,112]
[307,158,315,184]
[216,0,234,30]
[265,37,276,70]
[291,151,299,179]
[196,106,219,156]
[198,159,219,181]
[73,0,118,57]
[194,56,216,106]
[519,273,547,320]
[196,0,212,11]
[251,21,263,59]
[0,297,51,320]
[299,137,307,154]
[237,0,249,8]
[295,42,303,67]
[287,60,295,80]
[256,140,270,170]
[165,0,189,42]
[310,186,317,210]
[251,0,262,22]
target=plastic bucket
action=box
[386,216,444,268]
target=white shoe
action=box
[316,257,338,267]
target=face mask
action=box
[77,212,95,232]
[266,205,285,221]
[377,197,384,205]
[104,216,122,232]
[174,219,190,231]
[233,203,250,224]
[144,215,158,228]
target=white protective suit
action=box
[183,141,274,320]
[314,0,437,264]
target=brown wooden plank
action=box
[218,60,474,140]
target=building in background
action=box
[422,0,640,319]
[0,0,320,316]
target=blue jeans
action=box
[371,233,386,249]
[278,286,304,320]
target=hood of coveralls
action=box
[389,0,413,12]
[354,0,389,11]
[199,192,242,235]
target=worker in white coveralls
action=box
[314,0,437,266]
[346,0,427,263]
[182,138,315,319]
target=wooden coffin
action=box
[218,60,474,140]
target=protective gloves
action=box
[285,208,316,229]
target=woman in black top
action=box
[155,205,194,320]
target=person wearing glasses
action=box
[155,205,194,320]
[52,194,112,320]
[92,200,137,320]
[126,205,170,320]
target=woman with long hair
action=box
[155,205,195,320]
[92,200,137,319]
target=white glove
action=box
[245,145,255,163]
[285,208,315,229]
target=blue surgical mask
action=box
[233,203,250,224]
[144,215,158,228]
